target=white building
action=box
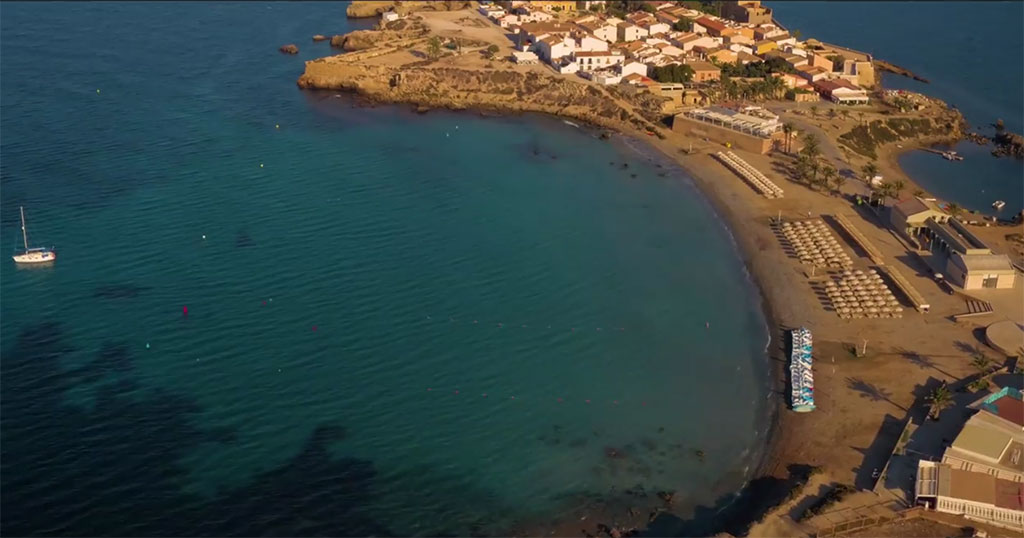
[577,20,617,42]
[585,70,622,85]
[511,51,540,64]
[616,22,648,42]
[916,461,1023,532]
[556,58,580,74]
[381,11,401,23]
[576,34,609,52]
[620,61,648,77]
[574,50,624,71]
[535,35,574,62]
[641,21,671,36]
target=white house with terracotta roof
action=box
[576,20,617,42]
[574,50,625,71]
[535,34,574,62]
[813,78,869,105]
[616,22,648,42]
[576,34,609,52]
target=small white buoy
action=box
[145,343,150,349]
[202,234,206,240]
[260,163,264,168]
[96,89,100,94]
[275,124,280,129]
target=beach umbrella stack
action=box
[825,268,904,319]
[780,220,853,269]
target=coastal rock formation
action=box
[331,30,385,51]
[345,0,393,18]
[993,130,1024,159]
[297,58,665,135]
[312,34,328,42]
[279,44,299,54]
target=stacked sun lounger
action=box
[780,220,853,269]
[714,151,784,199]
[826,269,904,320]
[790,327,816,413]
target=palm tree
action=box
[891,179,906,201]
[834,172,847,194]
[840,109,850,121]
[810,104,819,118]
[801,133,821,159]
[927,383,954,421]
[821,165,838,195]
[947,202,964,220]
[971,352,993,377]
[828,108,837,120]
[782,123,795,154]
[913,188,925,198]
[861,161,879,182]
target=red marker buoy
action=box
[312,325,317,332]
[183,305,188,316]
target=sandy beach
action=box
[297,7,1024,535]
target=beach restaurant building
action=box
[673,105,783,154]
[915,388,1024,532]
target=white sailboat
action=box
[12,206,56,264]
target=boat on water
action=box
[992,200,1006,210]
[12,206,56,264]
[790,327,815,413]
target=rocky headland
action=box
[346,0,474,19]
[297,19,666,136]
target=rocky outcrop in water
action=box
[279,44,299,54]
[993,130,1024,159]
[312,34,328,42]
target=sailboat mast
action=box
[19,206,29,250]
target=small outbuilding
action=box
[946,252,1017,290]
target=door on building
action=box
[982,274,999,288]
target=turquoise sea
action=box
[773,1,1024,216]
[1,2,771,535]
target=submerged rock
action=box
[279,44,299,54]
[312,34,328,42]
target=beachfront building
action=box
[675,105,783,154]
[915,388,1024,532]
[890,197,950,237]
[916,461,1024,532]
[721,1,773,25]
[947,252,1017,290]
[813,79,870,105]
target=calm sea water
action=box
[773,1,1024,215]
[0,2,770,535]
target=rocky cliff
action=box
[297,58,665,135]
[346,1,475,18]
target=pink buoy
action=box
[182,305,188,316]
[585,399,591,404]
[454,390,459,394]
[312,325,317,332]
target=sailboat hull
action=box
[13,250,56,264]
